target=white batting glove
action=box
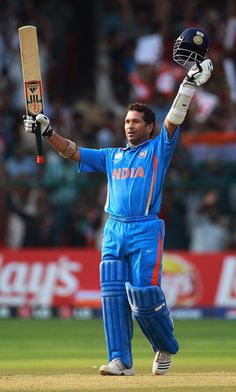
[23,114,53,139]
[186,59,213,86]
[23,115,35,133]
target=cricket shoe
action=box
[152,351,172,375]
[99,359,135,376]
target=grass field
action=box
[0,318,235,391]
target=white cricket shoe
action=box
[99,359,135,376]
[152,351,172,375]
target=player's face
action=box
[124,110,153,146]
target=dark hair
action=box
[125,103,156,137]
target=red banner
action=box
[0,249,101,308]
[0,249,235,308]
[161,252,236,308]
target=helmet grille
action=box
[173,29,208,68]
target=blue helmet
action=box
[173,28,209,68]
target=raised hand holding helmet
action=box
[186,59,213,86]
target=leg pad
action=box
[126,283,179,354]
[100,260,133,368]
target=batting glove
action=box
[186,59,213,86]
[23,114,53,139]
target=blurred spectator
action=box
[72,87,107,147]
[189,190,232,252]
[96,111,117,148]
[42,151,81,246]
[0,157,8,245]
[150,92,172,131]
[67,194,102,247]
[223,0,236,104]
[95,48,125,116]
[5,144,38,179]
[196,154,233,189]
[6,187,47,248]
[160,188,189,250]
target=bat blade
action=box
[19,25,44,164]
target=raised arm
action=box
[165,59,213,139]
[24,114,81,161]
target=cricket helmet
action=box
[173,28,209,68]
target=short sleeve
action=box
[78,147,108,173]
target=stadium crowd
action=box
[0,0,236,251]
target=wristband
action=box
[42,126,54,139]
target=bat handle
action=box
[35,121,44,164]
[196,60,203,71]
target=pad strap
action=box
[59,139,76,159]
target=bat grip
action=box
[34,121,44,164]
[196,60,203,72]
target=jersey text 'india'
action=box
[112,167,144,180]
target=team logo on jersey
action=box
[138,150,147,158]
[114,151,123,162]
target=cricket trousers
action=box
[100,215,166,367]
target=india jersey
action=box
[78,124,179,217]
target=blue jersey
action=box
[78,123,179,218]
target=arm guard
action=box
[166,80,196,125]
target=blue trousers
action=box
[100,216,166,367]
[102,216,165,286]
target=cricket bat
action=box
[18,25,44,164]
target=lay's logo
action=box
[112,167,145,180]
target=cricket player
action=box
[24,28,213,376]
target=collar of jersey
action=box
[122,139,151,151]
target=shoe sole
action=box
[99,367,134,376]
[153,366,171,375]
